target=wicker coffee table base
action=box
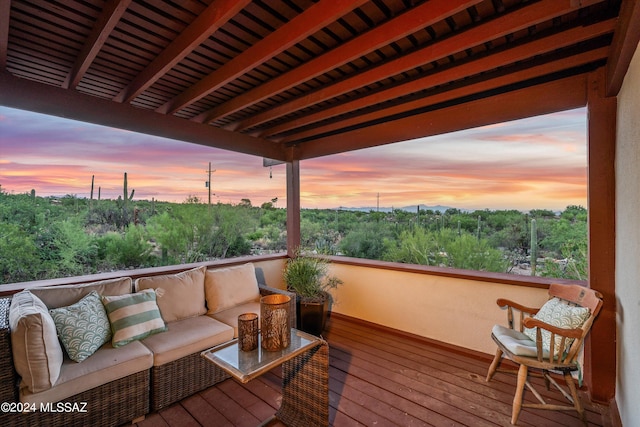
[275,341,329,427]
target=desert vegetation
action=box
[0,184,587,285]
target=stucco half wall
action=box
[327,263,549,355]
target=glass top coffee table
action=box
[201,328,329,427]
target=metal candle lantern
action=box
[260,294,291,351]
[237,313,259,351]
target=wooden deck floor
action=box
[136,315,613,427]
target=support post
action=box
[286,160,301,257]
[586,67,616,402]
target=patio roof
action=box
[0,0,637,162]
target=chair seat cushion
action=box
[492,324,550,358]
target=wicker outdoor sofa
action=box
[0,262,296,427]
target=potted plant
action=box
[283,252,342,336]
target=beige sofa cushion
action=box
[209,301,261,338]
[135,266,206,322]
[141,316,234,366]
[204,263,260,315]
[20,340,153,405]
[30,277,133,309]
[9,291,64,393]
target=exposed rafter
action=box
[0,0,10,69]
[114,0,250,104]
[233,0,604,133]
[0,0,627,160]
[280,48,609,145]
[156,0,369,115]
[195,0,483,125]
[267,18,616,141]
[62,0,131,89]
[605,0,640,96]
[293,74,588,159]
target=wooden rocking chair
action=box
[485,283,603,425]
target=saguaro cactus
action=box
[123,172,135,207]
[530,218,538,276]
[90,175,95,208]
[119,172,135,227]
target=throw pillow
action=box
[102,289,167,348]
[134,266,206,322]
[524,297,590,354]
[49,291,111,362]
[8,291,64,393]
[204,263,260,315]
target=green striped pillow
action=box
[102,289,167,348]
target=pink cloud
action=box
[1,106,587,210]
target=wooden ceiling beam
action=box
[234,0,603,132]
[157,0,369,115]
[605,0,640,96]
[280,47,608,145]
[195,0,483,125]
[114,0,250,104]
[268,17,615,140]
[0,0,10,69]
[292,73,588,160]
[62,0,131,89]
[0,70,285,160]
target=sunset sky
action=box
[0,106,587,211]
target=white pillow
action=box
[205,263,260,315]
[524,297,590,354]
[9,291,64,393]
[135,266,206,323]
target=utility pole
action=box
[206,162,216,208]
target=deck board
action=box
[134,315,612,427]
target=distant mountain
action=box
[334,204,470,213]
